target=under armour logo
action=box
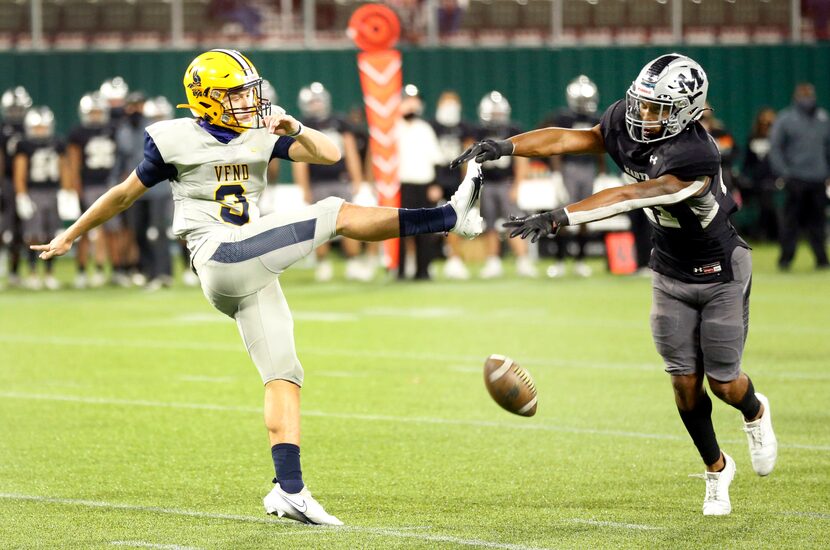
[649,155,658,165]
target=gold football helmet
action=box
[177,49,270,131]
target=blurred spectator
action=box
[397,85,443,280]
[538,76,604,278]
[294,82,372,282]
[438,0,465,38]
[741,107,780,241]
[390,0,427,44]
[769,82,830,270]
[0,86,31,288]
[469,91,536,279]
[431,90,472,279]
[806,0,830,41]
[209,0,263,37]
[700,105,739,196]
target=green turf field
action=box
[1,243,828,549]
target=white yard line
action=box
[1,390,829,451]
[1,493,550,550]
[0,334,658,372]
[568,518,662,531]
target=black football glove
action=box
[449,139,514,170]
[503,212,561,243]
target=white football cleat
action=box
[264,484,343,526]
[516,256,538,278]
[315,260,334,282]
[480,256,504,279]
[574,261,593,278]
[449,161,483,239]
[743,393,777,476]
[546,262,566,279]
[44,275,61,291]
[700,452,736,516]
[443,256,470,280]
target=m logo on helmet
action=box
[675,68,704,95]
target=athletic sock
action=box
[271,443,304,494]
[677,391,721,466]
[398,204,457,237]
[732,375,762,421]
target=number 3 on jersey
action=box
[215,184,249,225]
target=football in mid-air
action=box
[483,354,537,417]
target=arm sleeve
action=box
[271,136,297,161]
[768,116,790,179]
[135,131,178,188]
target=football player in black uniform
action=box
[14,106,67,290]
[294,82,371,282]
[67,92,117,288]
[469,91,536,279]
[0,86,32,288]
[537,76,605,278]
[452,53,777,516]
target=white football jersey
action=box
[146,118,289,252]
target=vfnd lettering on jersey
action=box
[213,163,251,226]
[600,99,747,283]
[146,118,284,249]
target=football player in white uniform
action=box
[32,49,483,525]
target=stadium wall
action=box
[3,44,827,161]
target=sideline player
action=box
[33,49,483,525]
[452,53,776,516]
[67,92,117,288]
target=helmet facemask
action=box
[216,80,271,130]
[625,89,685,143]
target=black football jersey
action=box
[541,109,600,166]
[15,137,65,190]
[300,116,352,184]
[470,124,522,183]
[1,123,24,180]
[68,125,117,188]
[431,120,472,187]
[600,100,747,283]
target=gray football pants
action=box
[191,197,344,386]
[650,246,752,382]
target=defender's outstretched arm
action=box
[506,174,710,242]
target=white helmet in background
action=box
[298,82,331,120]
[24,106,56,140]
[143,96,174,121]
[1,86,33,124]
[99,76,130,105]
[478,91,511,126]
[261,79,278,106]
[626,53,708,143]
[79,92,110,127]
[566,75,599,116]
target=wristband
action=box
[552,208,570,227]
[286,122,304,138]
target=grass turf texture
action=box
[1,243,828,549]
